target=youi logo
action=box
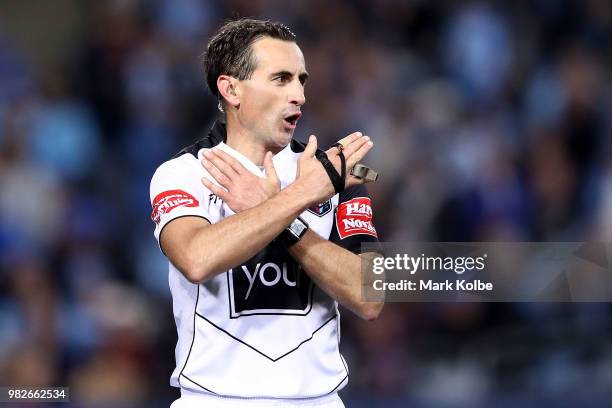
[227,247,313,318]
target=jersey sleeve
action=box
[149,157,212,252]
[329,183,382,254]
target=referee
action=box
[150,18,383,407]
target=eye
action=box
[274,74,290,84]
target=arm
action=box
[200,132,383,320]
[288,231,384,321]
[158,134,370,283]
[160,183,309,283]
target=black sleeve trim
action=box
[158,215,211,257]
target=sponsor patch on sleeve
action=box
[336,197,378,239]
[151,189,199,224]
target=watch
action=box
[276,216,309,247]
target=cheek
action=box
[238,84,286,132]
[243,85,280,113]
[242,94,270,118]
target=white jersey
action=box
[150,120,380,399]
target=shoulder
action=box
[172,132,224,160]
[149,151,205,202]
[153,124,226,180]
[152,153,197,182]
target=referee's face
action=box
[237,37,308,151]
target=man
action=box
[150,18,383,407]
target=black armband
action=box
[274,216,309,248]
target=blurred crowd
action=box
[1,0,612,406]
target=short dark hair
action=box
[204,18,296,99]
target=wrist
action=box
[274,216,309,248]
[282,182,318,210]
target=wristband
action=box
[275,216,309,247]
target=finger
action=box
[303,135,318,158]
[263,151,279,182]
[210,149,245,175]
[326,135,367,157]
[341,135,370,158]
[346,139,374,169]
[201,177,230,201]
[204,150,240,180]
[202,158,232,188]
[337,132,363,150]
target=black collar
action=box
[173,119,306,159]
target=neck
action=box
[225,118,283,166]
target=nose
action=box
[288,81,306,106]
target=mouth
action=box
[283,112,302,130]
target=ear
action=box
[217,75,240,109]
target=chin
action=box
[275,131,294,147]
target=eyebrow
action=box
[270,70,309,83]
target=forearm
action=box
[179,183,312,282]
[288,230,383,320]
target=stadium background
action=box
[1,0,612,406]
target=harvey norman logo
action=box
[345,201,372,217]
[336,197,377,239]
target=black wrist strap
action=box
[331,143,347,185]
[315,145,346,194]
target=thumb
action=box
[303,135,318,157]
[263,151,278,181]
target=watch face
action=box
[290,220,307,237]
